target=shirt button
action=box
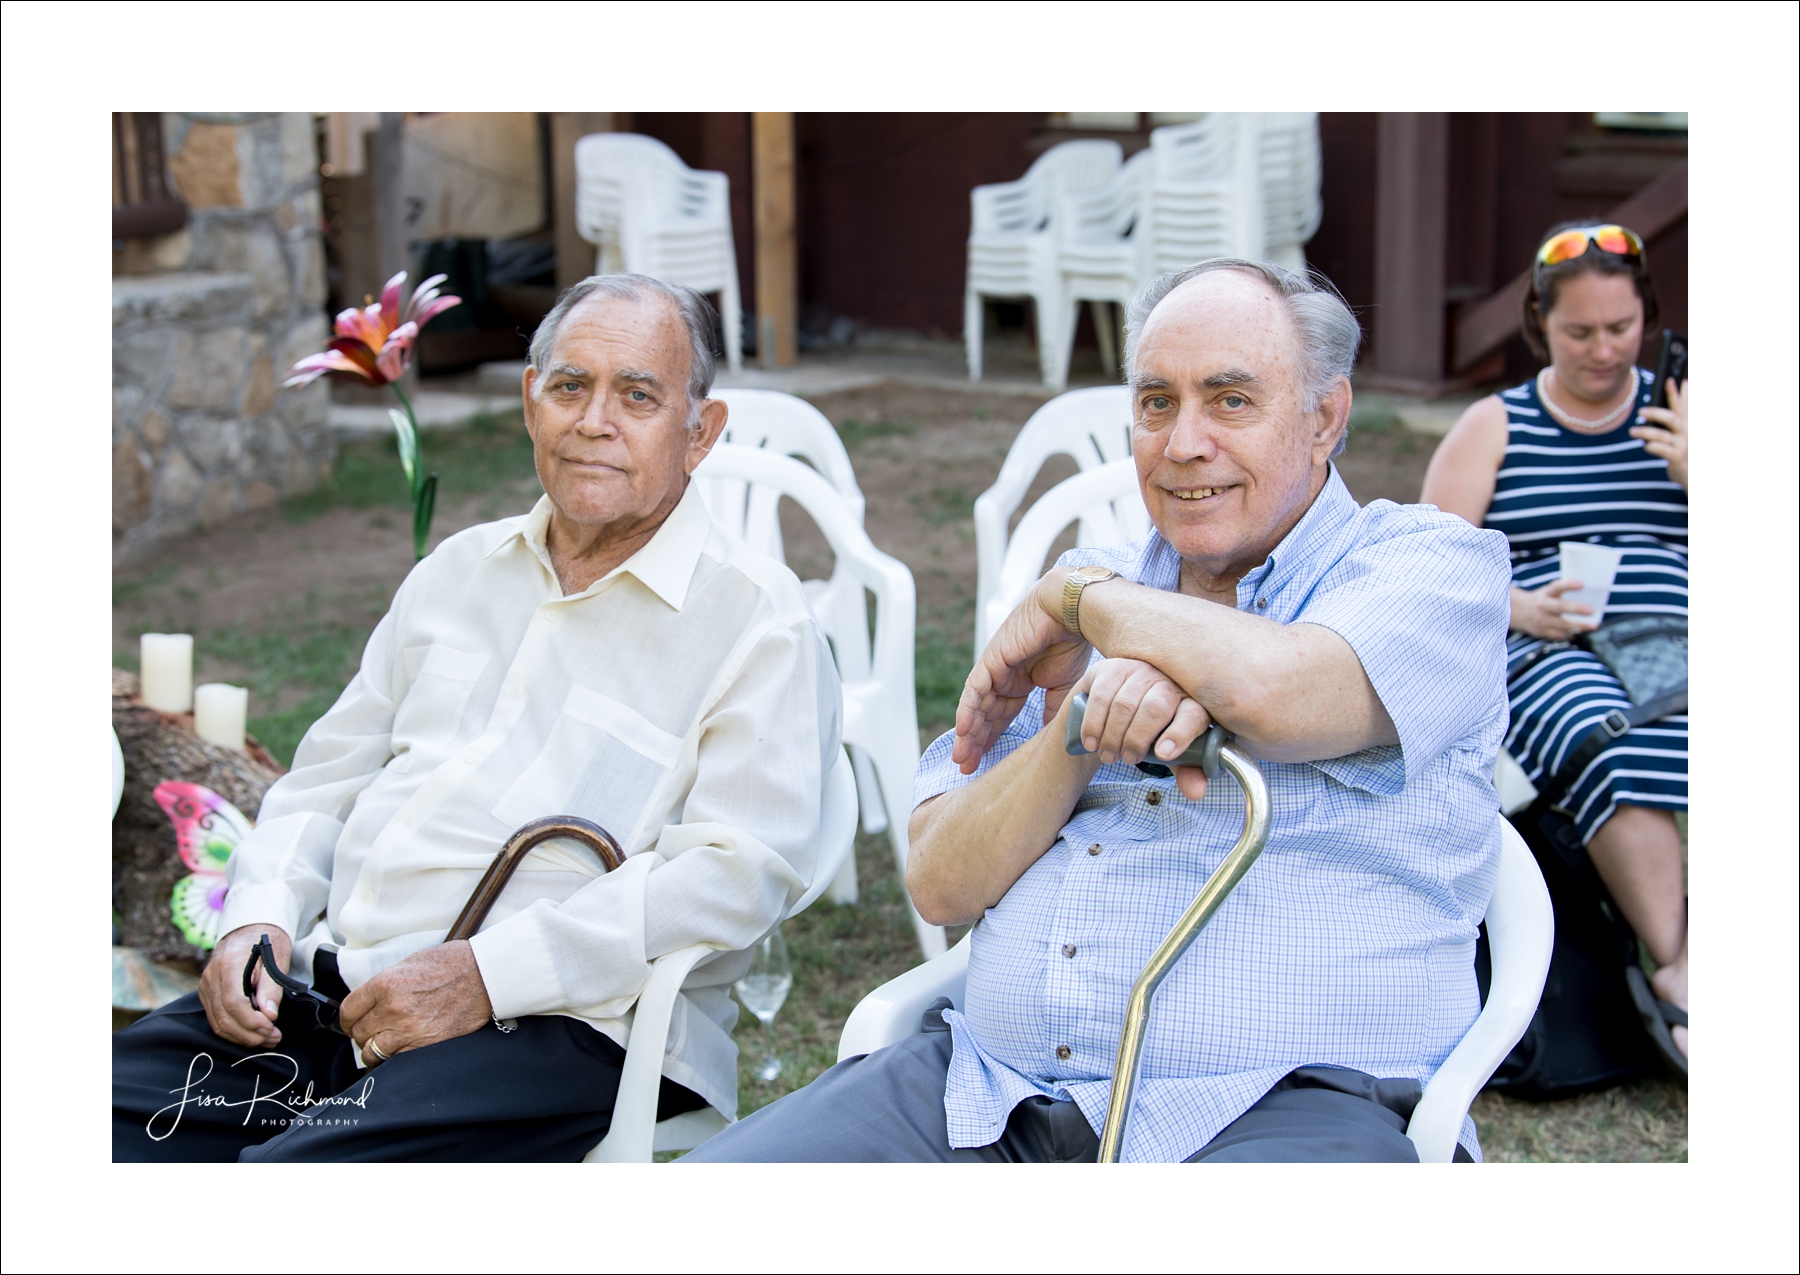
[1087,843,1102,856]
[1257,598,1268,609]
[404,812,418,827]
[508,682,523,700]
[1145,791,1161,806]
[1062,943,1077,959]
[359,888,374,903]
[1056,1045,1072,1060]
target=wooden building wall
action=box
[580,111,1688,381]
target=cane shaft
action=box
[1097,743,1270,1162]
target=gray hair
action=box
[528,273,720,418]
[1123,258,1362,456]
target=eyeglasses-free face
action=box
[1536,224,1645,268]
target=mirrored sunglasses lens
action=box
[1591,226,1639,256]
[1540,231,1590,265]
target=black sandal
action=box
[1624,964,1687,1078]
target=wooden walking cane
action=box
[445,815,626,942]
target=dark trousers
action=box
[112,991,705,1162]
[684,1015,1462,1163]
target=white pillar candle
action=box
[139,633,194,712]
[194,683,248,752]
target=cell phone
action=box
[1649,330,1687,410]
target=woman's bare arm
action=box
[1420,395,1509,525]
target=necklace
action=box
[1537,367,1638,431]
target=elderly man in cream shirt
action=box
[113,275,842,1162]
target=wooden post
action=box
[372,112,418,391]
[1369,112,1449,391]
[550,112,619,291]
[373,112,409,289]
[752,112,797,368]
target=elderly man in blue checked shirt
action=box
[687,259,1513,1164]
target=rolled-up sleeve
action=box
[1298,513,1512,786]
[468,617,842,1020]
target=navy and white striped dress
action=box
[1484,369,1688,842]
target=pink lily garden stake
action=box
[284,271,461,559]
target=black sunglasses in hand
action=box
[241,934,347,1035]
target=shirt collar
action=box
[1129,463,1358,609]
[493,479,712,611]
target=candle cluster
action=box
[138,633,249,752]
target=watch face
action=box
[1075,565,1115,582]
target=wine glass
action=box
[734,927,793,1082]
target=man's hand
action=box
[339,940,493,1067]
[200,923,291,1048]
[954,567,1098,772]
[1075,658,1214,801]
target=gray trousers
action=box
[685,1006,1450,1163]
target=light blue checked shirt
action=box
[915,467,1512,1162]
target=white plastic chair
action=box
[1253,112,1322,275]
[574,133,743,372]
[1049,150,1155,390]
[1041,116,1266,391]
[972,388,1138,655]
[708,388,888,876]
[976,453,1150,656]
[838,815,1554,1163]
[694,444,946,959]
[965,140,1121,388]
[585,747,860,1162]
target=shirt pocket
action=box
[391,644,489,768]
[490,684,686,834]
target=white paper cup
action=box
[1558,541,1624,625]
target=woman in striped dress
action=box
[1423,222,1688,1066]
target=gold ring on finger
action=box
[368,1037,391,1062]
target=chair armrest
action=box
[837,934,972,1061]
[971,180,1033,236]
[1406,820,1553,1162]
[586,942,717,1163]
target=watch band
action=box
[1061,566,1117,637]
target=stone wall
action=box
[113,113,335,559]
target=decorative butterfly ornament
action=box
[153,781,252,950]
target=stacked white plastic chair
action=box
[971,388,1145,654]
[838,813,1554,1163]
[1043,115,1322,391]
[574,133,743,372]
[1050,150,1155,389]
[964,140,1121,389]
[693,443,946,960]
[584,746,861,1161]
[1253,112,1323,274]
[706,388,887,891]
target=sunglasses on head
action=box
[1535,224,1645,268]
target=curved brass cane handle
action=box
[1062,693,1274,1162]
[445,816,625,943]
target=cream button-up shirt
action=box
[218,481,842,1118]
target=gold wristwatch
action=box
[1061,564,1118,637]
